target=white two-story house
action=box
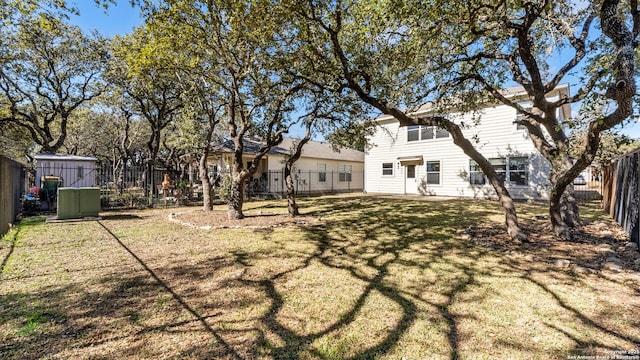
[364,86,571,200]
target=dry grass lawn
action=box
[1,195,639,359]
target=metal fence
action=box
[602,151,640,245]
[1,156,25,236]
[257,169,364,196]
[28,163,184,209]
[23,162,365,210]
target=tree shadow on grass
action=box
[96,221,245,360]
[242,197,640,358]
[235,197,494,359]
[3,197,638,359]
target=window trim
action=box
[382,162,394,176]
[468,156,529,187]
[407,125,450,142]
[318,163,327,183]
[425,160,441,186]
[406,164,416,179]
[338,164,352,182]
[508,156,529,186]
[407,125,420,142]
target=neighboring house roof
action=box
[210,137,364,162]
[35,154,98,162]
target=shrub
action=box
[215,174,233,203]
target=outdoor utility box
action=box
[57,187,100,220]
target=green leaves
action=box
[0,13,108,154]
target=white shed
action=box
[34,154,98,188]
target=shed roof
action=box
[35,154,98,162]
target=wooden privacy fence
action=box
[602,149,640,245]
[0,156,25,237]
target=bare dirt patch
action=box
[169,209,317,229]
[468,217,640,272]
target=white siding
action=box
[365,104,552,200]
[266,155,364,193]
[36,159,97,188]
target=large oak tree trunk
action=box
[285,163,299,217]
[199,153,213,211]
[227,171,245,220]
[548,157,581,239]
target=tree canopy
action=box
[1,0,639,239]
[0,15,108,154]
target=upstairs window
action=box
[407,126,420,141]
[407,125,450,142]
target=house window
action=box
[382,162,394,176]
[425,161,440,185]
[338,164,352,182]
[406,165,416,179]
[435,127,450,138]
[469,157,529,186]
[318,163,326,182]
[489,158,507,183]
[509,157,528,186]
[421,126,434,140]
[407,126,420,142]
[469,160,485,185]
[77,166,84,179]
[408,125,449,142]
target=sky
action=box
[69,1,143,37]
[68,2,640,141]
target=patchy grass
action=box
[0,195,639,359]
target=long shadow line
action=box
[97,221,243,360]
[519,269,640,346]
[0,225,20,274]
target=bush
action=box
[215,174,233,203]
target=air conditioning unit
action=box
[57,187,100,220]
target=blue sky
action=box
[68,2,640,140]
[69,1,143,37]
